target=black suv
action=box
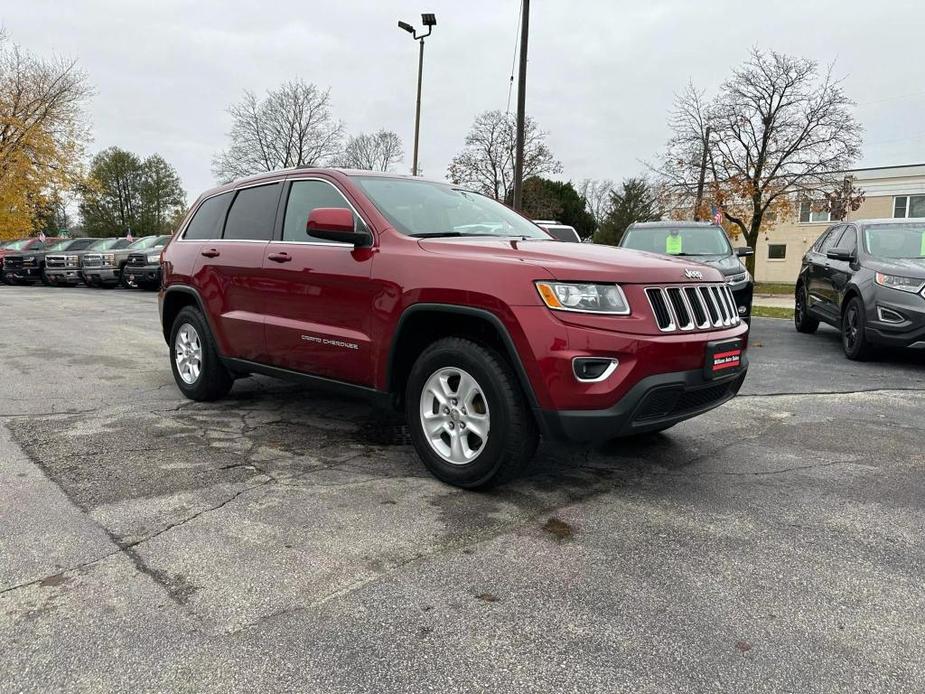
[619,221,754,322]
[795,219,925,359]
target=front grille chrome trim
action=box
[645,283,741,333]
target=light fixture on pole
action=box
[397,13,436,176]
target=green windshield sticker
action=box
[921,231,925,255]
[665,235,683,254]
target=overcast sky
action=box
[6,0,925,201]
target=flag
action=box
[711,206,723,225]
[126,229,134,242]
[38,231,46,242]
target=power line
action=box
[506,0,522,113]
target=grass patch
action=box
[752,305,794,320]
[754,282,795,296]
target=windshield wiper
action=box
[410,232,496,238]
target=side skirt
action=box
[221,357,392,408]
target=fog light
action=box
[877,306,905,324]
[572,357,618,383]
[738,306,746,314]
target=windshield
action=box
[47,240,72,252]
[128,236,160,250]
[153,235,172,247]
[622,225,732,256]
[5,239,31,250]
[350,176,550,239]
[863,224,925,259]
[88,238,119,250]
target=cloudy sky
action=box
[6,0,925,201]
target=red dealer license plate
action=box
[704,339,743,380]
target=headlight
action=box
[875,272,925,294]
[726,271,749,285]
[146,253,161,263]
[535,281,630,314]
[101,253,116,265]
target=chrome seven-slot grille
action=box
[82,254,102,268]
[645,283,740,331]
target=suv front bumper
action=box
[540,361,748,442]
[866,289,925,349]
[1,267,41,282]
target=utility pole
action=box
[693,125,711,221]
[512,0,530,211]
[398,14,436,176]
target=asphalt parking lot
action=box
[1,286,923,693]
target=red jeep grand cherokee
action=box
[160,169,748,488]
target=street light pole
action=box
[399,14,436,177]
[512,0,530,211]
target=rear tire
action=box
[794,283,819,334]
[842,296,873,361]
[405,337,538,489]
[169,306,233,401]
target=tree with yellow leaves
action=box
[0,32,91,240]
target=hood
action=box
[417,237,726,284]
[684,253,746,276]
[866,256,925,279]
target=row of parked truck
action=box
[0,235,170,289]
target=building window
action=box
[799,200,831,223]
[894,195,925,218]
[768,244,787,260]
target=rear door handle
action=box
[267,252,292,263]
[201,248,220,258]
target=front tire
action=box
[40,268,52,286]
[405,337,538,489]
[842,297,873,361]
[794,283,819,334]
[169,306,233,401]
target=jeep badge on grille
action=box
[684,269,704,280]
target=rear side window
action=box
[282,180,366,243]
[184,192,233,240]
[223,183,282,241]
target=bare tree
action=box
[655,50,862,270]
[341,129,403,171]
[212,79,344,183]
[447,110,561,201]
[824,175,865,221]
[578,178,615,227]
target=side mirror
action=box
[826,248,853,261]
[306,208,371,247]
[736,246,754,257]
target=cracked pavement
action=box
[1,286,923,692]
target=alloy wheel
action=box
[174,323,203,385]
[844,305,859,350]
[419,367,490,465]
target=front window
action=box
[5,239,32,251]
[620,225,732,256]
[799,200,831,223]
[863,224,925,259]
[351,176,550,239]
[893,195,925,219]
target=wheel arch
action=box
[840,285,864,316]
[160,286,212,345]
[386,304,542,417]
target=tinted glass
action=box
[863,224,925,258]
[184,192,232,240]
[223,183,281,241]
[6,239,30,251]
[88,238,118,250]
[46,240,71,252]
[621,225,732,256]
[835,226,857,254]
[128,236,160,250]
[283,180,364,243]
[819,226,844,253]
[352,176,547,239]
[66,239,94,251]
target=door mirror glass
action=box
[735,246,754,257]
[306,208,371,246]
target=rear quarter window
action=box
[223,183,282,241]
[184,192,233,240]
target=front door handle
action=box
[201,248,220,258]
[267,252,292,263]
